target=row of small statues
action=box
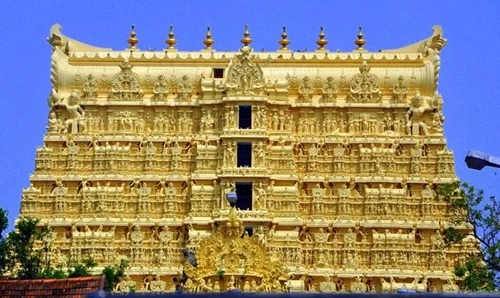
[45,222,462,250]
[46,83,443,137]
[114,274,460,293]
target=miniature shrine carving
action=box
[348,62,381,103]
[109,60,144,100]
[18,24,476,293]
[225,46,264,96]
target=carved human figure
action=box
[405,91,433,135]
[116,275,136,292]
[178,75,193,101]
[322,76,338,101]
[299,76,313,101]
[150,275,166,292]
[226,275,236,291]
[226,108,236,127]
[431,91,445,133]
[253,141,265,166]
[47,111,63,133]
[253,106,265,128]
[82,74,98,99]
[253,182,266,209]
[431,229,445,248]
[224,142,236,167]
[343,228,356,247]
[61,90,85,133]
[392,75,408,102]
[299,224,313,242]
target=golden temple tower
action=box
[19,24,475,293]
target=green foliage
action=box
[0,207,8,276]
[438,181,500,291]
[0,213,97,280]
[40,265,68,279]
[67,257,97,278]
[454,258,495,291]
[4,217,49,279]
[0,207,7,237]
[215,269,225,279]
[102,259,129,292]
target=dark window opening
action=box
[244,226,254,237]
[235,182,252,211]
[239,105,252,129]
[213,68,224,78]
[237,142,252,167]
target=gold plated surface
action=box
[20,24,474,293]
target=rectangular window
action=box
[213,68,224,78]
[235,182,252,210]
[238,105,252,129]
[237,142,252,167]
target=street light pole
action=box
[465,150,500,170]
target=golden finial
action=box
[127,24,139,50]
[354,26,366,50]
[240,24,252,47]
[316,26,328,50]
[165,25,177,50]
[203,26,215,50]
[278,26,290,50]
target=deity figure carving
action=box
[129,225,145,245]
[153,75,168,100]
[225,46,264,96]
[253,182,266,209]
[343,228,356,247]
[60,90,85,134]
[253,106,266,128]
[406,91,433,136]
[299,76,314,102]
[47,111,64,133]
[115,275,136,293]
[431,229,445,248]
[178,75,193,101]
[82,74,98,99]
[149,275,167,292]
[226,108,236,128]
[200,110,215,131]
[224,141,236,167]
[392,75,408,102]
[348,62,381,103]
[422,184,436,200]
[109,60,144,100]
[350,276,367,293]
[321,76,338,102]
[431,91,445,133]
[253,141,266,167]
[299,224,313,242]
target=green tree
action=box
[0,207,7,236]
[3,217,50,279]
[438,181,499,291]
[102,259,129,292]
[0,207,9,275]
[0,211,99,280]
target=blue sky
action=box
[0,1,499,229]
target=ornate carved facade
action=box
[19,24,475,293]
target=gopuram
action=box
[18,23,476,293]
